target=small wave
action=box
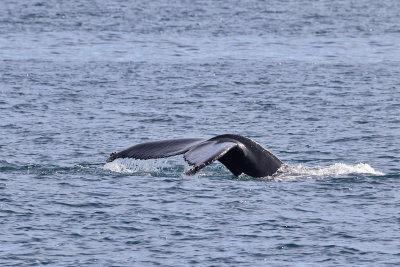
[275,163,384,180]
[0,160,97,175]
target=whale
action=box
[107,134,283,177]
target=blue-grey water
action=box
[1,0,400,266]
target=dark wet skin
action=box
[107,134,283,178]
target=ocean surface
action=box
[1,0,400,266]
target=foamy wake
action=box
[274,163,384,180]
[104,159,384,179]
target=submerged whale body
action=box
[107,134,283,177]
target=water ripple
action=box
[1,0,400,265]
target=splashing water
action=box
[274,163,385,181]
[103,158,167,173]
[104,159,384,180]
[103,158,187,177]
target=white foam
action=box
[103,158,171,174]
[274,162,384,181]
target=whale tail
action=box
[107,135,282,177]
[107,138,240,175]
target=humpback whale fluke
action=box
[107,134,283,177]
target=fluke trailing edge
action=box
[107,134,283,177]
